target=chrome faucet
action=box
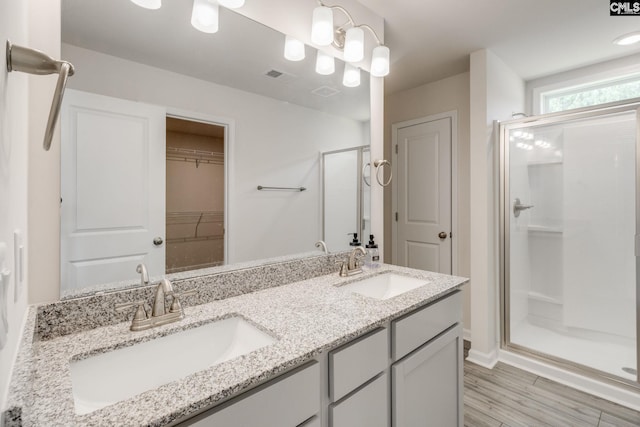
[338,246,367,277]
[136,263,149,287]
[116,266,196,331]
[315,240,328,253]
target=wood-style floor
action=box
[464,361,640,427]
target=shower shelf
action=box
[526,225,563,233]
[527,160,563,166]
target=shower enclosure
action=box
[322,146,371,252]
[500,99,639,387]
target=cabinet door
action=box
[392,325,463,427]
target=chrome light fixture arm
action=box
[317,1,384,48]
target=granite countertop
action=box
[8,264,467,426]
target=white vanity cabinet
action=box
[391,291,463,427]
[177,290,463,427]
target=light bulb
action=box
[312,6,334,46]
[191,0,219,33]
[218,0,245,8]
[284,36,305,61]
[130,0,161,9]
[343,63,361,87]
[344,27,364,62]
[614,31,640,46]
[315,50,335,75]
[370,45,390,77]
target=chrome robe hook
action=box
[6,40,75,151]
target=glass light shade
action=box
[218,0,245,8]
[614,31,640,46]
[312,6,334,46]
[315,50,335,75]
[284,36,305,61]
[343,63,361,87]
[130,0,161,9]
[344,27,364,63]
[191,0,219,33]
[370,45,390,77]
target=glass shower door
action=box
[502,104,638,385]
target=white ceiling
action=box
[358,0,640,94]
[61,0,371,121]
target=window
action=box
[541,73,640,114]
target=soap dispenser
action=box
[365,234,380,268]
[348,233,361,247]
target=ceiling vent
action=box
[263,69,296,84]
[312,86,340,98]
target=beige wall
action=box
[28,0,61,304]
[384,72,471,331]
[468,49,524,366]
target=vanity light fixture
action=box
[614,31,640,46]
[342,63,360,87]
[191,0,220,33]
[315,50,335,75]
[130,0,162,10]
[284,36,306,61]
[310,1,390,77]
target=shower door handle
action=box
[513,198,534,218]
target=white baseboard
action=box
[463,328,472,342]
[499,349,640,412]
[466,348,498,369]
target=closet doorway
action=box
[165,117,225,273]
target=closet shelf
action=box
[166,211,224,225]
[166,147,224,165]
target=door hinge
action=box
[395,144,398,154]
[395,212,398,222]
[450,232,453,238]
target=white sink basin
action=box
[70,316,276,415]
[341,273,429,300]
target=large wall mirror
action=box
[60,0,371,297]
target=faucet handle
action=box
[335,260,348,277]
[115,300,148,321]
[169,289,197,314]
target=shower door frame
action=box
[499,97,640,389]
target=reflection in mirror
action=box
[322,146,371,252]
[60,0,370,298]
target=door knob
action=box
[438,232,447,240]
[153,237,163,246]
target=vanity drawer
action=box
[329,327,388,402]
[392,291,461,360]
[182,361,320,427]
[330,373,388,427]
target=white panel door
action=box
[61,90,166,292]
[394,118,451,273]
